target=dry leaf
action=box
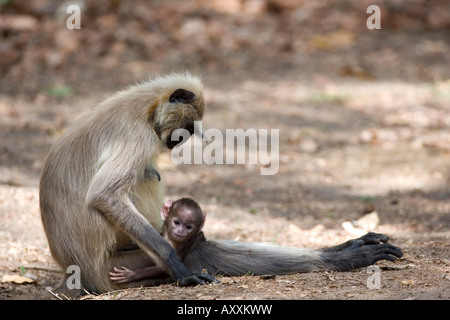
[400,279,415,286]
[220,278,236,285]
[341,221,366,236]
[309,31,356,50]
[342,211,380,235]
[2,274,35,284]
[355,211,380,230]
[325,272,336,281]
[381,264,416,271]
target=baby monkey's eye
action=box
[186,225,192,230]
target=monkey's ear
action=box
[160,200,173,221]
[199,211,206,231]
[169,89,196,103]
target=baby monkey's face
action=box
[168,207,201,243]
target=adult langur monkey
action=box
[39,73,403,297]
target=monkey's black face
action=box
[169,89,196,104]
[165,121,195,149]
[154,87,205,150]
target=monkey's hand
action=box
[322,232,391,253]
[177,272,219,286]
[344,232,391,250]
[109,266,138,284]
[321,233,403,271]
[355,232,390,245]
[144,165,161,182]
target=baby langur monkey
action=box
[110,198,206,284]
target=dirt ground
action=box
[1,0,450,300]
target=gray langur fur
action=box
[40,73,402,297]
[40,73,213,297]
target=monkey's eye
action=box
[174,219,180,225]
[186,225,192,230]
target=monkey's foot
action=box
[177,273,219,286]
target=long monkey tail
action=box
[183,240,327,276]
